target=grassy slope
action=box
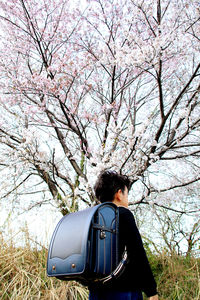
[0,233,199,300]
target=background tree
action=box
[0,0,199,252]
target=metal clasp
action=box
[100,230,106,239]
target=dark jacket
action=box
[90,206,157,297]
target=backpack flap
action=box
[47,205,99,278]
[47,202,119,284]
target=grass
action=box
[0,230,199,299]
[0,231,88,300]
[145,250,200,300]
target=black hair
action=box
[94,170,131,203]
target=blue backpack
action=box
[47,202,128,285]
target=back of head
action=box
[94,170,131,203]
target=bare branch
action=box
[0,174,33,200]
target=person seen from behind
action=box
[89,170,159,300]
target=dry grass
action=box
[0,230,199,300]
[0,231,88,300]
[146,250,200,300]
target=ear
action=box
[115,189,123,201]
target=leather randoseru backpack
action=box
[47,202,128,286]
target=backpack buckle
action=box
[100,230,106,239]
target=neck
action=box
[112,199,128,208]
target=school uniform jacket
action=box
[89,206,158,297]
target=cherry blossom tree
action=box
[0,0,199,248]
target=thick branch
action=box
[103,65,116,146]
[157,59,165,120]
[151,63,200,154]
[46,111,86,179]
[35,164,58,198]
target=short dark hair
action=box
[94,170,131,203]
